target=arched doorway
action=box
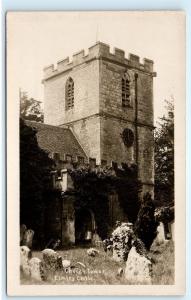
[75,208,95,245]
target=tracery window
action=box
[122,73,130,107]
[65,77,74,110]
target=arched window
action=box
[122,73,130,107]
[65,77,74,110]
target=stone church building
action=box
[26,42,156,246]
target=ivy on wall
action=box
[69,164,142,239]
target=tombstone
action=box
[125,246,152,284]
[20,246,31,277]
[22,229,34,249]
[156,222,166,243]
[42,249,63,273]
[92,233,102,248]
[29,257,45,281]
[20,224,27,245]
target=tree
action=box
[134,192,158,250]
[20,90,44,122]
[154,98,174,206]
[20,119,54,246]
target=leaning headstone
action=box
[42,249,63,273]
[22,229,34,249]
[20,224,27,245]
[29,257,45,281]
[125,246,152,284]
[20,246,31,277]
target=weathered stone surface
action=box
[42,249,63,272]
[29,257,45,281]
[20,246,31,276]
[20,224,27,244]
[156,222,166,244]
[43,43,155,196]
[22,229,34,249]
[125,246,152,284]
[92,233,102,247]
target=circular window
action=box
[121,128,134,147]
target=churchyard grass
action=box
[150,240,174,285]
[21,241,174,285]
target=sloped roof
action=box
[25,120,87,160]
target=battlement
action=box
[43,42,156,80]
[50,161,138,192]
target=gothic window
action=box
[122,73,130,107]
[65,77,74,110]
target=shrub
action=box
[111,222,134,261]
[134,192,158,250]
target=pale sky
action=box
[7,11,185,125]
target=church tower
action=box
[43,42,156,195]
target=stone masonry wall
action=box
[43,42,155,194]
[44,59,99,126]
[100,116,135,165]
[99,54,155,194]
[67,115,101,163]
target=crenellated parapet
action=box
[43,42,156,81]
[50,160,141,192]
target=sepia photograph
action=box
[6,11,186,295]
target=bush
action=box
[134,192,158,250]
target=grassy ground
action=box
[150,240,174,285]
[21,240,174,285]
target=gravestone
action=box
[125,246,152,284]
[29,257,45,281]
[20,224,27,244]
[156,222,166,243]
[22,229,34,249]
[20,246,31,277]
[42,249,63,273]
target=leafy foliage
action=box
[154,98,174,206]
[69,165,142,239]
[20,119,54,246]
[154,206,174,223]
[134,192,158,250]
[20,90,44,122]
[115,164,142,223]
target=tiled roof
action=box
[25,120,87,161]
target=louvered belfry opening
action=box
[65,77,74,110]
[122,73,130,107]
